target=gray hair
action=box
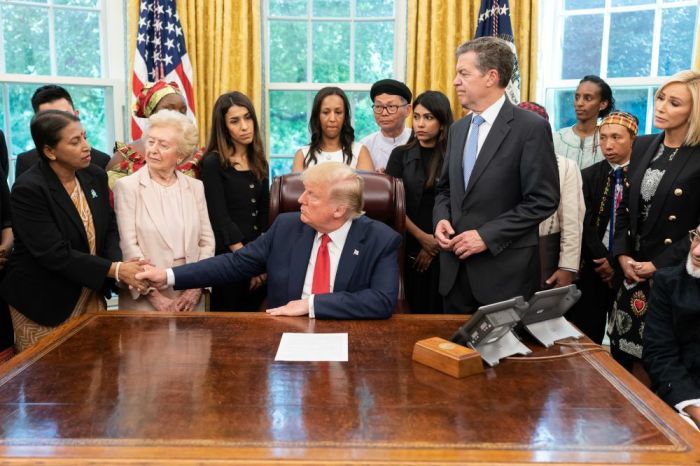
[145,109,199,158]
[301,162,365,219]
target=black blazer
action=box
[386,144,430,223]
[0,160,121,326]
[643,263,700,407]
[614,134,700,268]
[433,99,560,303]
[15,147,110,179]
[581,160,617,261]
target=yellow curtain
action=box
[407,0,539,118]
[127,0,261,145]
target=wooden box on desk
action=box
[412,337,484,378]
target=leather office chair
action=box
[269,171,408,312]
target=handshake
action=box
[115,258,168,294]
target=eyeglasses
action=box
[689,229,700,244]
[372,104,408,115]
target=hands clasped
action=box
[117,258,152,293]
[434,220,487,260]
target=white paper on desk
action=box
[525,316,583,348]
[274,333,348,361]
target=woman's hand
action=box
[418,232,440,257]
[629,260,656,279]
[618,254,644,283]
[146,289,176,312]
[250,273,267,291]
[173,288,202,312]
[413,249,434,273]
[545,269,576,288]
[116,259,149,293]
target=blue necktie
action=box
[463,115,485,189]
[608,167,623,252]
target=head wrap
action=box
[517,102,549,121]
[599,111,639,136]
[134,81,182,118]
[370,79,412,103]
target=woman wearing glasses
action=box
[609,70,700,379]
[292,87,374,172]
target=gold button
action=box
[625,181,630,188]
[674,188,683,196]
[664,238,673,245]
[668,215,677,221]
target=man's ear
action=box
[73,109,80,117]
[333,203,348,219]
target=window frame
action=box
[0,0,127,182]
[262,0,407,165]
[537,0,699,134]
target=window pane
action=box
[348,91,374,141]
[269,0,306,17]
[611,88,648,135]
[270,157,294,178]
[269,90,309,156]
[53,0,99,6]
[7,84,36,158]
[611,0,653,5]
[2,5,50,75]
[354,22,393,83]
[313,0,350,17]
[312,21,350,82]
[607,11,654,77]
[561,14,603,79]
[658,6,697,76]
[549,89,577,132]
[269,21,307,83]
[64,86,108,153]
[55,9,101,78]
[356,0,393,17]
[565,0,604,9]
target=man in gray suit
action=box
[433,37,560,313]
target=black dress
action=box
[0,165,12,355]
[200,153,269,311]
[386,144,442,313]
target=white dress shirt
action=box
[469,94,506,158]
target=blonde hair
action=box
[145,109,199,158]
[301,162,365,219]
[655,70,700,146]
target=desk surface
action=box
[0,312,698,465]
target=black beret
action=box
[370,79,412,103]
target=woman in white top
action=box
[113,110,215,311]
[553,75,614,169]
[292,86,374,172]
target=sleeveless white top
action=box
[300,142,364,168]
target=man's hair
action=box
[455,37,513,88]
[31,85,74,113]
[145,109,199,159]
[301,162,365,219]
[655,70,700,146]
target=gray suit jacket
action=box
[433,98,560,303]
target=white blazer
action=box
[113,168,215,310]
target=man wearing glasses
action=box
[644,226,700,431]
[360,79,412,172]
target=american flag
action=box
[132,0,196,139]
[474,0,520,104]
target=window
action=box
[0,0,126,182]
[539,0,698,134]
[264,0,406,177]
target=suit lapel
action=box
[289,224,316,299]
[176,172,194,254]
[453,117,471,197]
[643,143,698,231]
[404,145,425,208]
[41,161,88,248]
[138,168,175,251]
[76,169,102,251]
[333,218,364,292]
[464,101,513,198]
[629,134,663,232]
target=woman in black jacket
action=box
[0,110,145,352]
[386,91,453,313]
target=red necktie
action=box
[312,234,331,294]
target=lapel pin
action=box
[353,249,359,256]
[90,189,98,199]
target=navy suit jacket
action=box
[174,212,401,319]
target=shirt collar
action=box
[474,94,506,126]
[317,218,353,248]
[607,159,630,170]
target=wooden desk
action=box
[0,312,698,465]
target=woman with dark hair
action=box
[200,91,269,311]
[609,70,700,379]
[554,75,615,169]
[0,110,145,352]
[386,90,454,313]
[292,86,374,172]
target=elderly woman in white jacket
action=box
[113,110,215,311]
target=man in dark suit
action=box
[0,129,8,175]
[14,85,110,179]
[137,162,401,319]
[567,112,637,343]
[433,37,559,313]
[643,224,700,430]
